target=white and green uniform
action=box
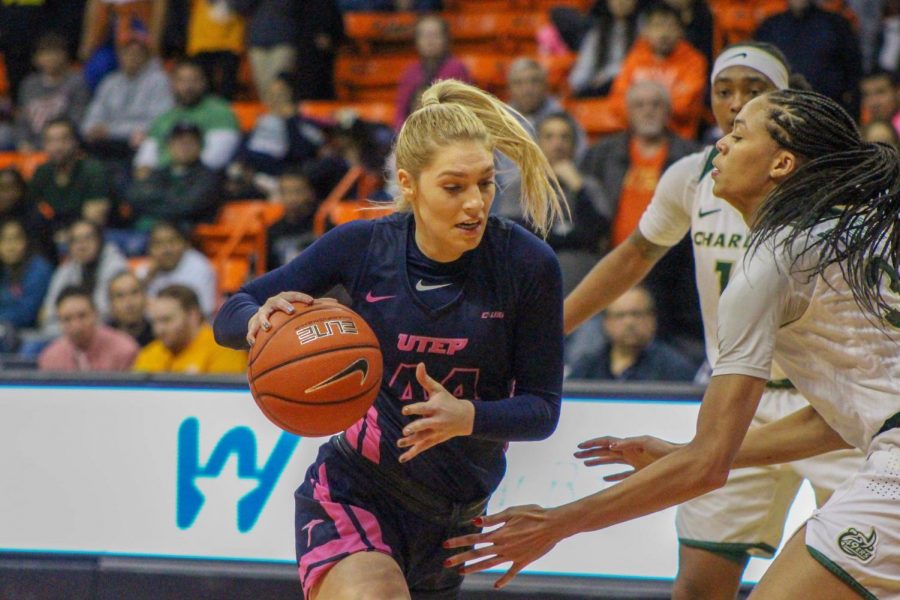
[714,231,900,599]
[638,146,862,560]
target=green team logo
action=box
[838,527,878,563]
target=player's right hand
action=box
[246,292,314,346]
[574,435,682,481]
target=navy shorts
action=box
[294,441,482,599]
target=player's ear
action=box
[770,149,799,181]
[397,169,416,201]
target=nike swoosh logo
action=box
[305,358,369,393]
[365,291,396,303]
[726,52,748,61]
[415,279,453,292]
[698,208,722,218]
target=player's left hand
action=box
[574,435,681,481]
[443,504,562,589]
[396,363,474,463]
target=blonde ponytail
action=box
[394,79,567,236]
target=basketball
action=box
[248,302,383,437]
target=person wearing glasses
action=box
[568,284,696,381]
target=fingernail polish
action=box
[472,517,483,526]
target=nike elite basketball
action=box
[248,302,382,437]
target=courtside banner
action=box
[0,384,812,581]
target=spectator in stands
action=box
[81,30,174,161]
[231,0,302,104]
[310,114,394,203]
[876,0,900,73]
[507,59,583,145]
[755,0,861,116]
[30,119,113,237]
[662,0,713,65]
[861,119,900,150]
[519,113,609,255]
[394,15,472,130]
[38,285,139,372]
[133,284,246,373]
[107,270,154,347]
[295,0,345,100]
[568,0,640,98]
[268,168,319,270]
[860,70,900,135]
[579,80,702,355]
[41,220,127,334]
[846,0,883,73]
[133,58,240,176]
[0,97,13,152]
[126,122,221,232]
[14,33,90,151]
[0,217,53,329]
[0,168,55,259]
[79,0,168,62]
[497,58,588,214]
[581,81,697,248]
[234,74,326,179]
[539,112,611,295]
[186,0,246,100]
[0,0,49,100]
[140,221,217,317]
[567,285,696,380]
[606,3,707,139]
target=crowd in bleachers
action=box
[0,0,897,381]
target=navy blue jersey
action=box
[215,213,563,502]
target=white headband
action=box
[711,46,789,90]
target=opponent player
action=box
[213,79,566,599]
[445,89,899,598]
[566,42,862,599]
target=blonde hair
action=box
[394,79,566,236]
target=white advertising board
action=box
[0,385,814,583]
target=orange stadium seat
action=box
[344,12,418,54]
[444,13,511,53]
[0,151,48,180]
[444,0,515,12]
[335,55,416,102]
[231,101,267,132]
[458,54,511,95]
[313,166,393,237]
[193,200,285,294]
[708,0,786,55]
[504,12,548,54]
[564,97,626,141]
[299,100,395,127]
[536,52,576,95]
[0,55,8,97]
[528,0,591,10]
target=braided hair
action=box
[749,89,900,326]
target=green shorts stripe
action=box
[679,538,778,565]
[806,545,878,600]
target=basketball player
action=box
[571,43,862,599]
[445,89,899,599]
[213,79,567,600]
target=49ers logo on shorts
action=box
[838,527,878,563]
[296,318,359,344]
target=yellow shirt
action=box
[187,0,246,55]
[133,324,247,374]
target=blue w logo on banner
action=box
[176,418,299,532]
